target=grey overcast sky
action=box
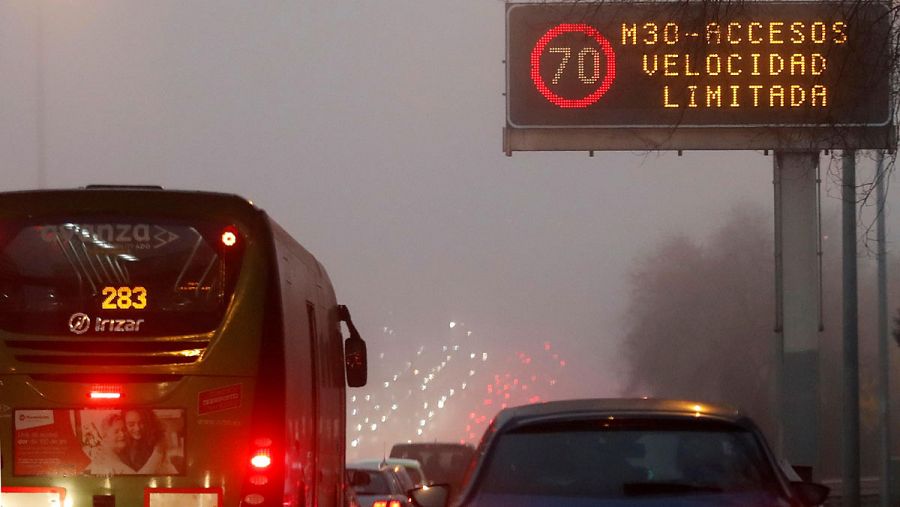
[0,1,894,456]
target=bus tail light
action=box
[250,449,271,469]
[250,436,273,469]
[372,501,401,507]
[240,431,282,506]
[242,493,265,505]
[248,475,268,486]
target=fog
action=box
[1,1,896,462]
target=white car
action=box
[348,461,413,507]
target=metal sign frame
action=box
[504,1,896,152]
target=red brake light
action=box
[89,385,122,400]
[373,502,387,507]
[250,436,273,468]
[251,449,271,469]
[389,501,401,507]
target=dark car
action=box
[389,442,475,495]
[410,399,829,507]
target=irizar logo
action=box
[68,313,90,335]
[95,317,144,333]
[67,312,145,334]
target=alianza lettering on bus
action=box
[621,20,848,109]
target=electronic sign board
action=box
[505,1,894,151]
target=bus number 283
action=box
[101,286,148,310]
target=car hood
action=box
[464,491,792,507]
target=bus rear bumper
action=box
[2,486,66,506]
[0,486,225,507]
[144,487,223,507]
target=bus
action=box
[0,186,367,507]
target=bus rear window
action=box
[0,219,245,337]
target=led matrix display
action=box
[507,2,892,128]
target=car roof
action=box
[351,459,422,470]
[380,458,424,469]
[391,442,474,451]
[492,398,747,430]
[347,461,395,471]
[389,442,475,462]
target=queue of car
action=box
[351,398,830,507]
[347,443,474,507]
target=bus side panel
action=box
[314,271,344,507]
[271,221,320,507]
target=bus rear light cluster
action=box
[372,501,401,507]
[242,436,274,505]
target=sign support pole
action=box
[773,151,820,475]
[875,149,892,507]
[842,150,861,507]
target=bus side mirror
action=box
[339,305,367,387]
[344,336,367,387]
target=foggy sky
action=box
[1,1,896,457]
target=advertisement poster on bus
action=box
[14,408,185,476]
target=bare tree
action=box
[621,204,900,477]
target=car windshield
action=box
[391,467,415,492]
[350,470,392,495]
[475,418,781,499]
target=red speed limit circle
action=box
[530,23,617,108]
